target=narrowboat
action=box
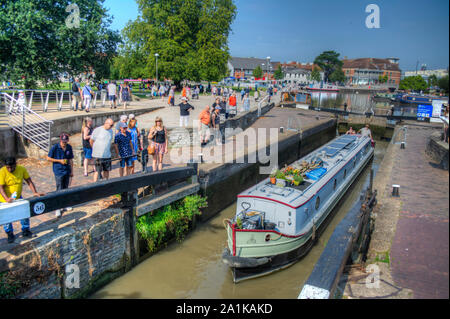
[395,93,447,105]
[306,83,339,92]
[222,134,374,283]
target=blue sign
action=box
[417,104,432,120]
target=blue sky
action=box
[103,0,449,72]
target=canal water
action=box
[93,141,389,299]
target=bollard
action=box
[198,153,203,163]
[392,184,400,197]
[280,127,284,134]
[400,142,405,149]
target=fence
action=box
[0,89,109,113]
[2,92,54,151]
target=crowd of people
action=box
[71,78,134,112]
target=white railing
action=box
[2,93,53,151]
[1,89,108,112]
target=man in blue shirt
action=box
[47,133,74,217]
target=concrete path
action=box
[343,123,449,299]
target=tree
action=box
[313,51,343,83]
[398,76,428,92]
[378,74,388,83]
[273,65,284,80]
[252,65,263,79]
[329,68,346,84]
[310,67,321,82]
[0,0,120,88]
[117,0,237,84]
[428,74,439,88]
[438,75,449,93]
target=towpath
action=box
[343,122,449,299]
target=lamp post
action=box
[155,53,159,83]
[267,56,271,83]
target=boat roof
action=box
[238,134,370,209]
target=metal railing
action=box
[0,89,108,113]
[2,93,53,151]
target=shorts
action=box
[109,95,116,101]
[94,158,112,173]
[120,157,133,168]
[200,123,209,136]
[83,147,93,159]
[152,142,166,155]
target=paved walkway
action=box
[343,123,449,299]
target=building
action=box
[404,69,448,79]
[342,57,401,86]
[282,68,312,84]
[227,57,278,80]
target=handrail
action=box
[257,94,271,117]
[0,164,198,226]
[2,92,54,151]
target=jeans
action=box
[3,196,30,234]
[55,174,70,191]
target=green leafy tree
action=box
[252,65,263,78]
[310,67,321,82]
[329,68,346,84]
[313,50,343,83]
[378,74,389,83]
[437,75,449,93]
[273,65,284,80]
[117,0,236,84]
[399,75,428,92]
[427,74,438,87]
[0,0,120,88]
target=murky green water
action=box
[92,141,389,299]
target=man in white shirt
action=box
[107,81,117,109]
[90,118,114,182]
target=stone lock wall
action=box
[0,208,132,299]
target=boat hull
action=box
[223,141,374,283]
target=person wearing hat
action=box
[0,157,45,243]
[47,133,74,217]
[114,121,135,177]
[115,115,128,134]
[179,97,194,127]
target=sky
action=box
[103,0,449,72]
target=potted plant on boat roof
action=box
[269,168,278,184]
[293,174,304,186]
[275,170,286,187]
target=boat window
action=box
[344,169,347,179]
[353,160,356,168]
[315,197,320,210]
[333,179,337,190]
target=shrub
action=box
[136,195,208,253]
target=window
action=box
[333,179,337,190]
[344,169,347,179]
[315,197,321,210]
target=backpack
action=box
[72,82,78,93]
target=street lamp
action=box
[155,53,159,83]
[266,56,271,82]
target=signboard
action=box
[432,100,444,118]
[417,104,432,121]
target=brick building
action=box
[342,57,401,86]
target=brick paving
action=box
[389,124,449,299]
